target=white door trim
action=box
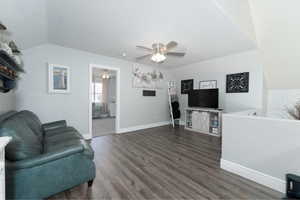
[89,64,120,138]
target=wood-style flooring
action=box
[93,118,115,137]
[49,125,282,200]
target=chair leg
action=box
[88,179,94,187]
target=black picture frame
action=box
[181,79,193,94]
[226,72,249,93]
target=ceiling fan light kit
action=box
[151,53,166,63]
[136,41,186,63]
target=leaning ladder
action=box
[168,81,177,127]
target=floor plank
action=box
[48,125,283,200]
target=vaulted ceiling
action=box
[0,0,256,68]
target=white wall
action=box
[249,0,300,89]
[172,50,264,121]
[108,77,116,103]
[0,92,15,114]
[16,44,172,137]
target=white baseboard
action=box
[116,121,170,134]
[83,134,92,140]
[179,120,185,126]
[221,159,285,193]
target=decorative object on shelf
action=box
[143,90,156,96]
[132,64,164,89]
[199,80,217,89]
[287,101,300,120]
[8,41,21,54]
[0,22,24,93]
[181,79,193,94]
[226,72,249,93]
[48,64,70,93]
[0,22,6,30]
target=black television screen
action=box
[188,89,219,108]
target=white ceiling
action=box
[0,0,48,49]
[0,0,256,68]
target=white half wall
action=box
[222,112,300,193]
[172,50,264,121]
[16,44,172,137]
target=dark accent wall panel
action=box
[143,90,156,96]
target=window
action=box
[92,82,103,103]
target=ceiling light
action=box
[151,53,166,63]
[102,74,110,79]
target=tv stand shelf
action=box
[185,107,222,137]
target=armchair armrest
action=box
[42,120,67,132]
[6,145,84,170]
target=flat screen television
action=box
[188,89,219,108]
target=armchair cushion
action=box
[15,110,43,141]
[42,120,67,132]
[6,145,84,170]
[44,126,81,138]
[43,137,83,153]
[0,120,42,161]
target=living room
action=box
[1,0,300,199]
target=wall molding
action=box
[221,159,285,193]
[88,64,121,139]
[117,121,170,134]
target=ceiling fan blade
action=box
[136,54,152,60]
[166,41,178,51]
[167,52,185,57]
[136,46,153,52]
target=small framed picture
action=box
[181,79,193,94]
[48,64,70,93]
[199,80,217,89]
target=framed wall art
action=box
[132,65,164,89]
[181,79,193,94]
[48,64,70,93]
[199,80,217,89]
[226,72,249,93]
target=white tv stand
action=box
[185,107,222,137]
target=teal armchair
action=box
[0,111,96,199]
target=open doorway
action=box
[89,64,120,138]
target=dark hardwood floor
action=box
[49,125,282,199]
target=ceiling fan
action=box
[136,41,185,63]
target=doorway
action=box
[89,64,120,138]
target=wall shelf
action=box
[0,50,23,72]
[0,70,16,80]
[0,23,23,93]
